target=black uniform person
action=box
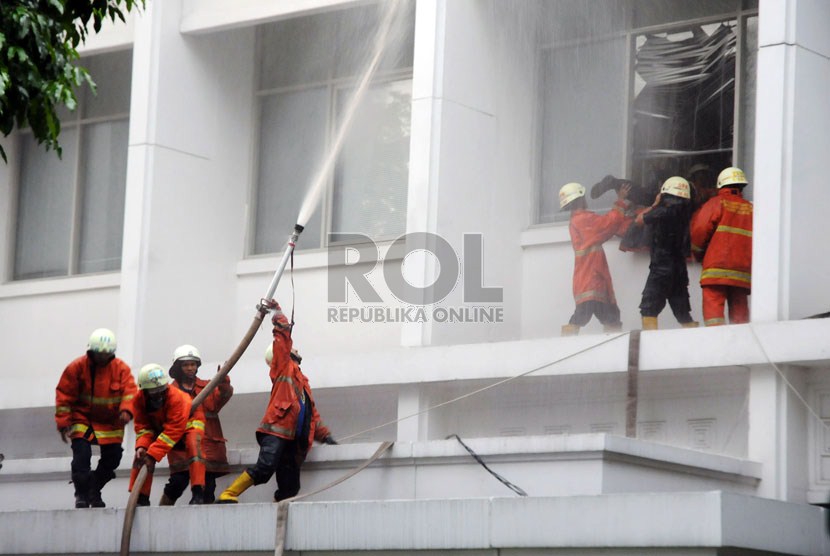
[634,176,699,330]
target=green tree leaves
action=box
[0,0,143,162]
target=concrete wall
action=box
[753,0,830,321]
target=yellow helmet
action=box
[172,344,201,365]
[138,364,169,391]
[87,328,117,354]
[558,182,586,210]
[717,166,748,188]
[660,176,691,199]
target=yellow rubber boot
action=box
[641,316,658,330]
[681,321,699,328]
[561,324,580,336]
[603,323,622,333]
[217,471,254,504]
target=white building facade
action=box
[1,0,830,554]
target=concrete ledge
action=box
[1,491,825,555]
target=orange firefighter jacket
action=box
[690,188,753,290]
[257,312,331,453]
[167,378,227,473]
[132,386,191,462]
[568,199,629,305]
[55,355,137,445]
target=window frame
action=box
[535,4,759,225]
[248,14,414,257]
[11,53,131,281]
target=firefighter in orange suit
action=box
[559,181,632,336]
[218,302,336,503]
[55,328,137,508]
[128,364,191,506]
[160,344,232,505]
[690,167,753,326]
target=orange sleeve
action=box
[133,393,155,451]
[55,359,82,430]
[577,200,629,248]
[118,361,138,417]
[147,391,190,462]
[690,199,721,262]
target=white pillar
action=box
[397,384,425,441]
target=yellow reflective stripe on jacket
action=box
[574,245,602,257]
[701,268,751,283]
[574,289,609,302]
[95,429,124,439]
[56,406,71,415]
[69,423,90,435]
[78,393,129,405]
[187,420,205,431]
[136,429,154,439]
[274,376,303,400]
[722,200,753,215]
[158,433,177,448]
[259,422,295,438]
[715,225,752,238]
[691,244,704,254]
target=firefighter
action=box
[55,328,136,508]
[559,181,632,335]
[687,163,717,212]
[128,363,191,506]
[160,344,233,505]
[217,302,336,504]
[690,167,753,326]
[634,176,698,329]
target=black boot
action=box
[590,174,621,199]
[189,485,205,505]
[72,471,91,509]
[88,472,109,508]
[137,494,151,507]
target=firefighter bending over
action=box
[128,364,192,506]
[55,328,136,508]
[218,302,336,504]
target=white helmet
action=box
[660,176,691,199]
[717,166,748,188]
[264,344,273,366]
[558,182,586,210]
[87,328,117,354]
[172,344,201,365]
[138,364,169,391]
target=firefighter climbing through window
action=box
[128,363,194,507]
[690,166,753,326]
[217,301,337,504]
[559,181,632,336]
[55,328,137,508]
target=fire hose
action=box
[120,225,303,556]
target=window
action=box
[252,2,415,254]
[13,50,132,280]
[537,0,758,223]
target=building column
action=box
[397,384,426,441]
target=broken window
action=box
[631,21,737,197]
[537,1,758,224]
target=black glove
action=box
[322,435,338,445]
